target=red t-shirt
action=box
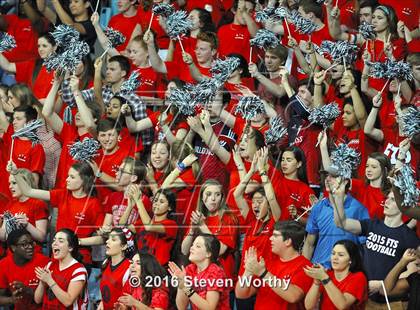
[173,36,198,65]
[3,125,45,175]
[42,259,88,310]
[319,271,368,310]
[100,259,131,310]
[118,127,143,155]
[272,176,315,221]
[350,179,386,219]
[165,61,211,84]
[94,147,131,203]
[55,123,92,189]
[174,168,200,227]
[239,217,275,276]
[108,13,140,52]
[15,60,54,99]
[0,253,49,310]
[50,189,103,263]
[184,263,231,310]
[104,191,152,227]
[133,66,166,99]
[136,218,178,266]
[205,213,239,280]
[217,24,254,63]
[122,281,169,309]
[5,198,49,226]
[2,15,38,62]
[254,255,312,309]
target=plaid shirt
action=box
[61,79,153,146]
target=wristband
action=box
[259,269,268,279]
[49,282,57,289]
[185,287,195,298]
[95,170,103,178]
[260,171,267,176]
[177,162,186,172]
[372,105,381,109]
[321,277,331,285]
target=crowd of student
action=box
[0,0,419,309]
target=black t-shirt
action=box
[360,219,420,302]
[407,273,420,310]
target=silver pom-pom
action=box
[69,138,100,161]
[400,107,420,139]
[274,7,290,19]
[189,78,223,105]
[255,7,276,23]
[358,21,376,41]
[250,29,280,50]
[12,119,43,145]
[0,32,17,52]
[2,211,24,236]
[289,10,318,35]
[210,57,241,83]
[168,87,195,115]
[235,96,266,121]
[265,116,287,144]
[367,59,414,81]
[319,40,359,65]
[120,71,140,96]
[44,40,90,72]
[166,11,193,39]
[104,27,126,48]
[152,3,175,18]
[51,24,80,46]
[330,143,360,179]
[309,103,341,129]
[394,165,420,207]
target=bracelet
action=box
[95,170,102,178]
[372,105,381,109]
[49,282,57,289]
[259,269,268,279]
[177,162,186,172]
[260,171,267,176]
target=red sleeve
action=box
[232,117,246,137]
[342,272,368,302]
[49,189,67,208]
[179,169,196,186]
[148,111,160,127]
[29,144,46,174]
[350,179,364,201]
[162,219,178,239]
[176,121,189,131]
[34,200,49,220]
[0,261,7,288]
[291,266,312,294]
[205,264,226,292]
[164,61,180,81]
[150,288,169,309]
[14,60,35,85]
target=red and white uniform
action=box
[100,259,131,310]
[41,259,88,310]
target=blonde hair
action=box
[14,168,37,189]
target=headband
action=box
[376,5,390,17]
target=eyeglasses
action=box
[16,241,34,249]
[118,168,134,175]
